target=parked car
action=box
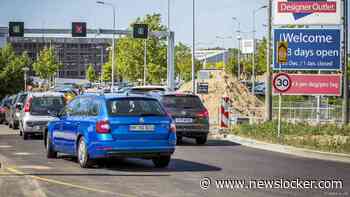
[8,92,28,129]
[0,97,8,124]
[126,86,170,95]
[19,92,65,140]
[5,95,17,126]
[1,96,12,124]
[158,92,209,145]
[254,84,266,95]
[45,94,176,168]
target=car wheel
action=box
[46,132,57,159]
[176,136,183,145]
[196,135,207,145]
[23,132,29,140]
[19,122,23,136]
[152,156,171,168]
[78,137,92,168]
[13,122,18,129]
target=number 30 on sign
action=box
[273,73,291,93]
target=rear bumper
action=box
[88,140,176,159]
[176,125,209,138]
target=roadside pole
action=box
[277,92,282,138]
[143,39,147,86]
[342,0,349,125]
[265,0,273,121]
[191,0,196,94]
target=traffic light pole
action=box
[342,0,349,125]
[265,0,273,121]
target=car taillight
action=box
[96,120,110,133]
[197,109,209,118]
[170,122,176,133]
[24,97,32,113]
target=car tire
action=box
[77,137,92,168]
[19,122,23,136]
[23,132,29,140]
[196,135,207,145]
[176,136,183,145]
[13,122,18,129]
[152,156,171,168]
[46,132,57,159]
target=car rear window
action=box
[17,94,27,103]
[107,98,166,116]
[30,96,65,116]
[161,95,204,109]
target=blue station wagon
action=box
[45,94,176,168]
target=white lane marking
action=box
[13,152,34,156]
[17,165,52,170]
[0,145,12,148]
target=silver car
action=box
[19,92,66,140]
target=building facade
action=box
[7,37,110,79]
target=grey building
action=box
[7,37,110,79]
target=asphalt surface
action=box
[0,125,349,197]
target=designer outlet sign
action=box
[273,0,342,25]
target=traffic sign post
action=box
[273,73,291,93]
[273,73,291,138]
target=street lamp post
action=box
[252,5,268,95]
[192,0,196,94]
[97,1,116,93]
[232,17,241,80]
[22,67,29,91]
[143,39,147,85]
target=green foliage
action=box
[232,122,350,154]
[0,44,30,98]
[32,47,62,81]
[175,42,201,81]
[102,14,168,84]
[86,64,96,82]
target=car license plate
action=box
[175,118,193,123]
[34,125,43,131]
[129,125,155,132]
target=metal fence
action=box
[226,101,343,125]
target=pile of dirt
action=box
[180,71,264,124]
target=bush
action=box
[231,122,350,154]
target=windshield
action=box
[161,95,204,109]
[107,98,166,116]
[17,94,27,103]
[30,96,65,116]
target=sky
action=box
[0,0,348,49]
[0,0,270,49]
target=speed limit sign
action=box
[273,73,291,93]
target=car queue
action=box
[0,84,209,168]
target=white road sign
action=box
[241,39,255,54]
[273,0,342,25]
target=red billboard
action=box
[273,74,341,96]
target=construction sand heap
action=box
[180,71,265,123]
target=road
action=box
[0,125,349,197]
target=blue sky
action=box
[0,0,348,49]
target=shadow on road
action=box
[178,139,241,147]
[102,158,222,172]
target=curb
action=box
[212,134,350,164]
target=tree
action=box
[0,44,30,98]
[86,64,96,82]
[103,13,168,84]
[32,47,62,85]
